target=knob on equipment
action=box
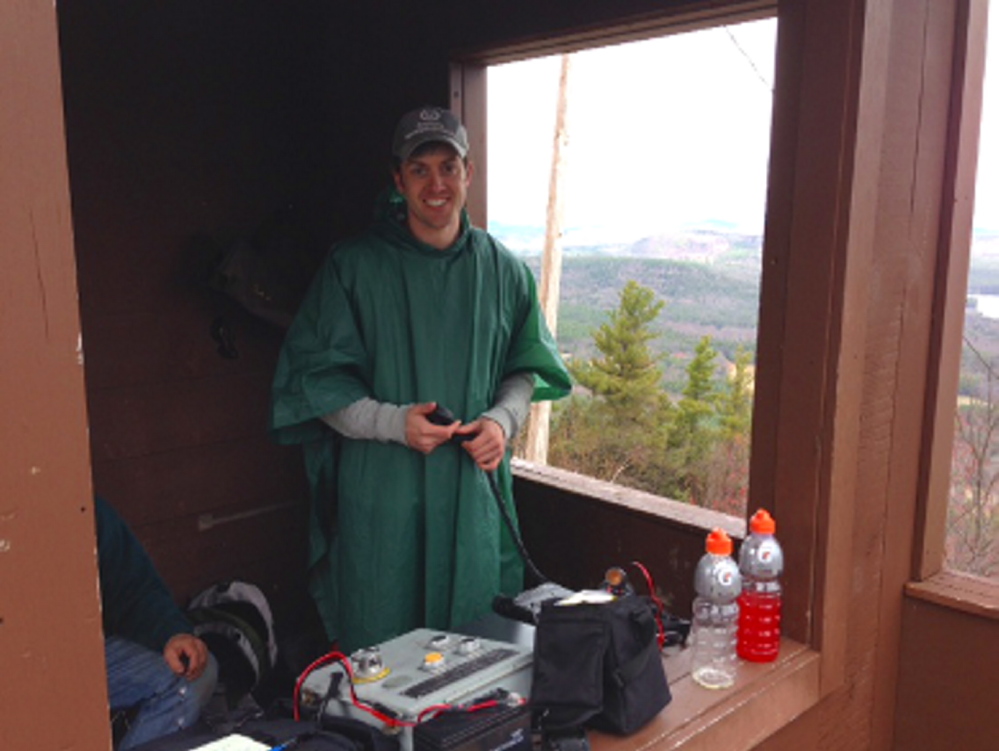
[457,636,481,655]
[429,633,451,650]
[351,646,389,682]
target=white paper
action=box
[190,734,270,751]
[555,589,616,605]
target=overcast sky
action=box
[487,13,998,241]
[976,5,999,233]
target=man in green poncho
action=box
[271,106,571,651]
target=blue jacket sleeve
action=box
[95,496,192,653]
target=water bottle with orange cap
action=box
[689,528,742,689]
[737,508,785,662]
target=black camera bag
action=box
[530,594,671,736]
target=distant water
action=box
[969,294,999,319]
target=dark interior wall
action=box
[513,473,739,615]
[52,0,486,623]
[52,0,745,627]
[306,4,454,234]
[55,1,346,620]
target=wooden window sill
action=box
[586,638,820,751]
[512,459,746,538]
[905,570,999,621]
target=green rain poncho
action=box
[271,194,571,651]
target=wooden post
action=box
[524,53,572,464]
[0,3,109,749]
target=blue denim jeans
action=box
[105,636,218,750]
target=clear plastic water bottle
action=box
[690,528,742,689]
[737,509,784,662]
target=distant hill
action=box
[497,228,763,391]
[490,222,763,263]
[968,230,999,292]
[498,226,999,392]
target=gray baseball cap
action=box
[392,106,469,162]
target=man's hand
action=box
[163,633,210,680]
[458,417,507,472]
[406,402,459,453]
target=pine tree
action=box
[549,286,753,513]
[550,281,672,492]
[570,280,665,415]
[717,345,753,440]
[666,336,720,503]
[705,345,754,515]
[674,336,718,442]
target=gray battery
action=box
[300,629,534,751]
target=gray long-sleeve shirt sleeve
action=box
[321,371,535,445]
[480,371,535,440]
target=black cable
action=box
[485,470,550,586]
[316,670,343,725]
[428,404,553,586]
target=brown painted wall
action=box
[0,3,110,750]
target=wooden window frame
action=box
[909,0,999,615]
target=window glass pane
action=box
[948,4,999,581]
[487,19,776,518]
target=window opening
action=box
[487,19,777,519]
[948,2,999,581]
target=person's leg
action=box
[105,636,218,750]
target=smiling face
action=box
[393,143,474,250]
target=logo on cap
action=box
[393,106,469,161]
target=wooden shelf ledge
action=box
[905,570,999,621]
[590,639,821,751]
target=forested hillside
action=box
[514,229,999,397]
[510,229,999,527]
[519,238,762,393]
